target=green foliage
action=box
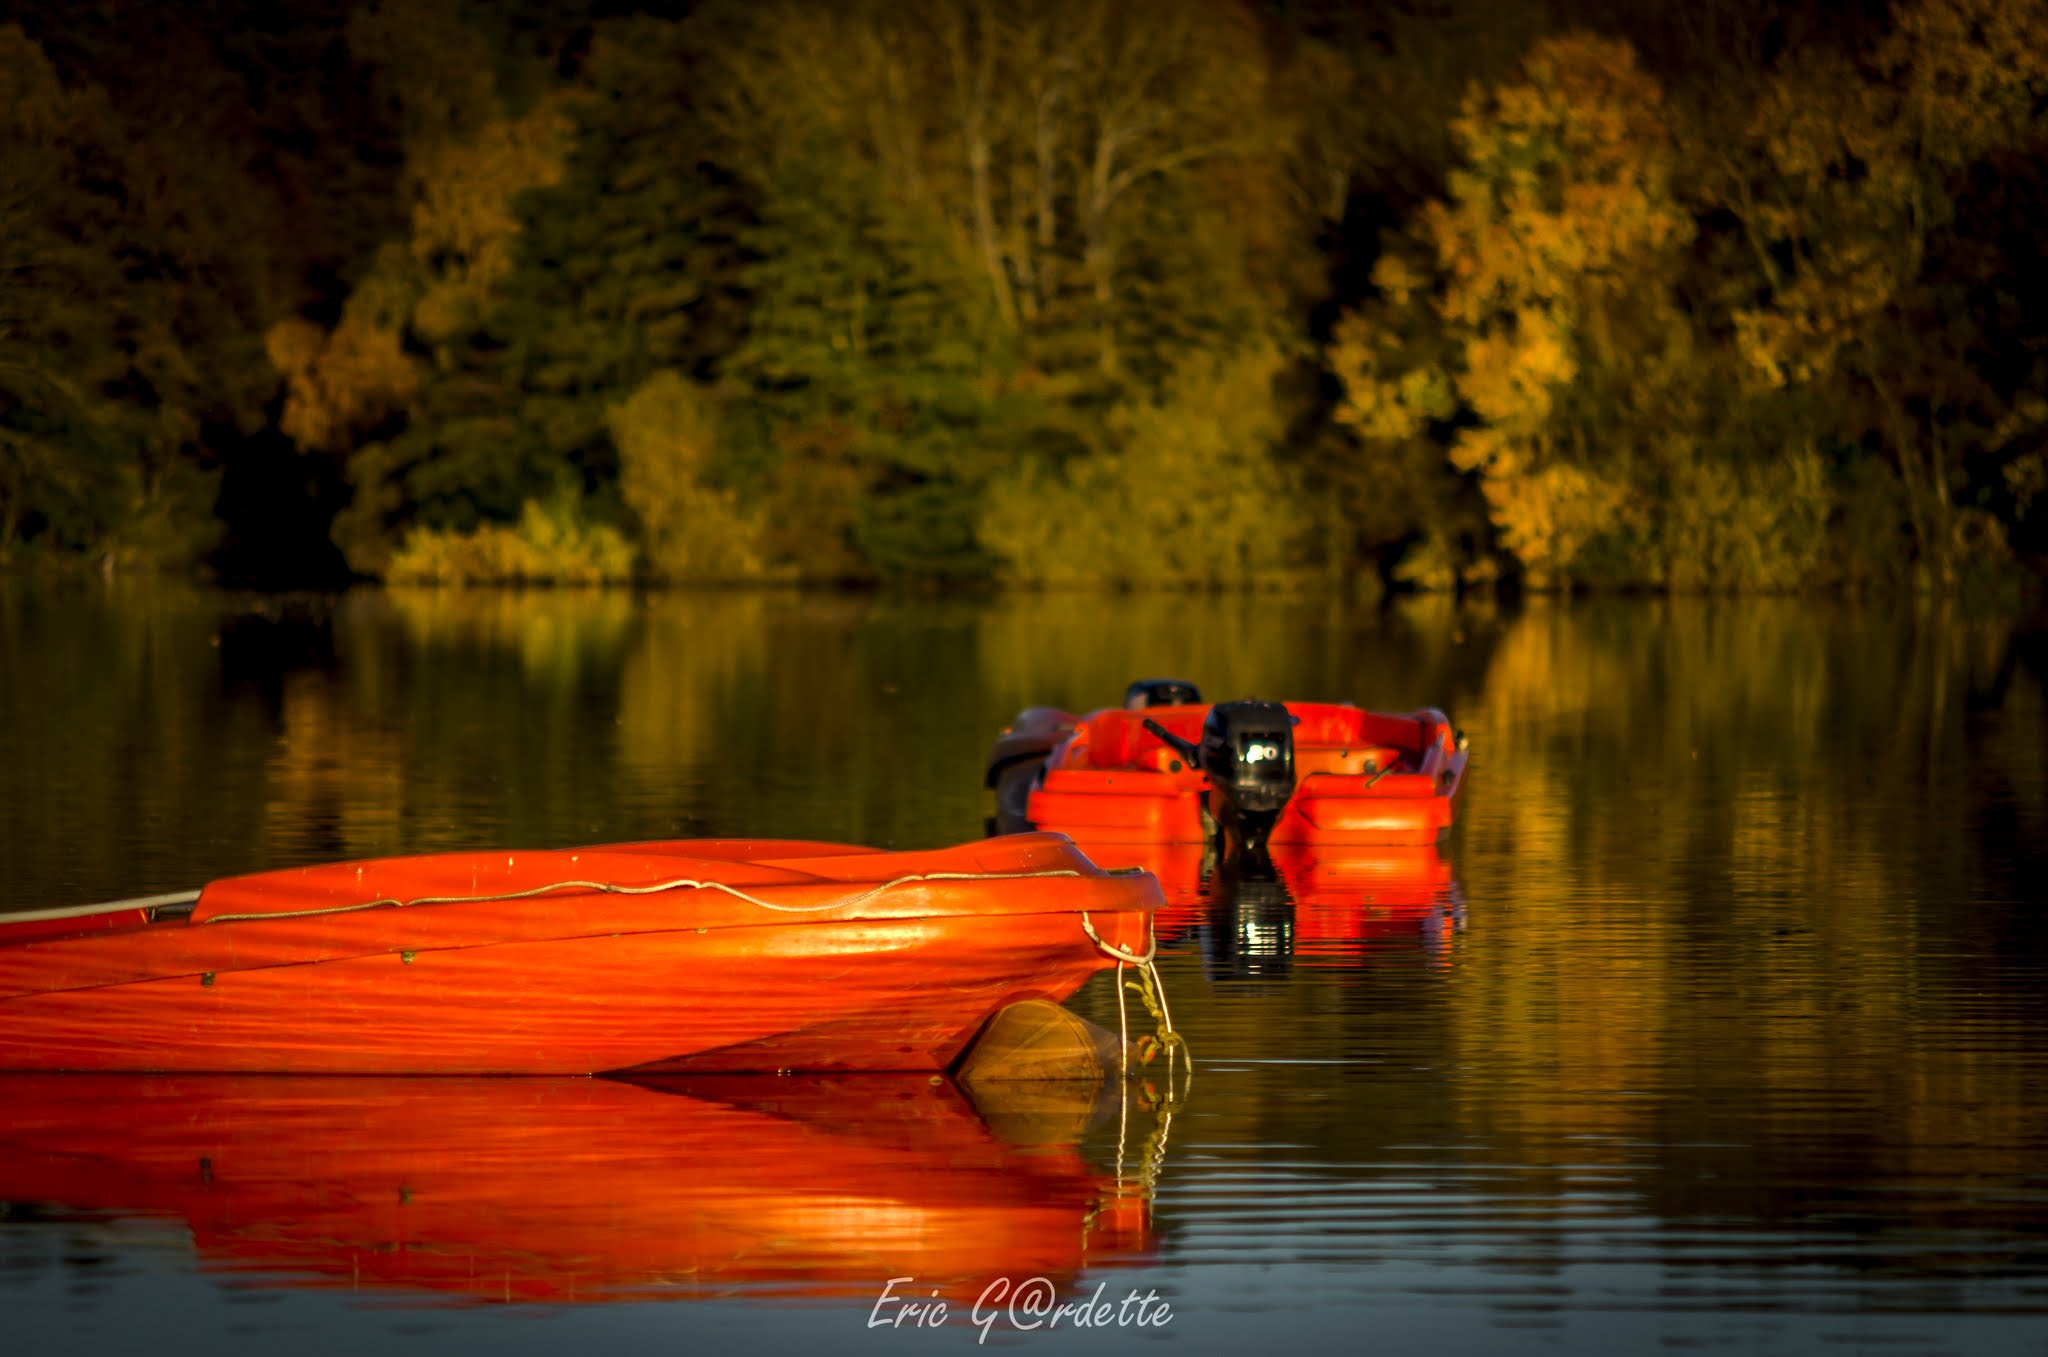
[304,10,764,579]
[1330,34,1702,589]
[1108,173,1284,394]
[1326,14,2046,595]
[0,23,256,569]
[1643,447,1834,592]
[609,371,770,582]
[489,18,750,460]
[982,343,1309,588]
[384,493,634,585]
[725,149,1026,581]
[753,420,870,581]
[7,1,2048,596]
[308,78,577,559]
[262,0,581,574]
[1721,0,2048,588]
[698,0,1306,581]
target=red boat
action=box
[0,1072,1154,1304]
[987,679,1469,850]
[0,832,1159,1075]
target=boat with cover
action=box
[0,832,1160,1075]
[987,679,1470,851]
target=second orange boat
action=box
[0,832,1159,1075]
[988,680,1469,850]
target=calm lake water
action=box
[3,577,2046,1355]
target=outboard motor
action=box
[1125,677,1203,709]
[1144,698,1297,855]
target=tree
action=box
[697,0,1293,580]
[723,148,1023,580]
[1330,36,1681,585]
[981,342,1308,587]
[1329,32,1838,590]
[277,0,580,575]
[0,22,243,567]
[486,17,752,490]
[1728,0,2048,586]
[610,371,766,582]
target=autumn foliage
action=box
[2,0,2045,593]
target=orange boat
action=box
[987,679,1469,850]
[0,832,1159,1075]
[0,1072,1154,1304]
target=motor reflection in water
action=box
[1067,842,1466,981]
[0,1072,1159,1306]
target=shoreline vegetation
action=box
[3,0,2046,600]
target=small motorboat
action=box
[0,832,1160,1075]
[0,1072,1155,1304]
[986,678,1469,851]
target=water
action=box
[3,578,2046,1355]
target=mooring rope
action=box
[1080,908,1191,1090]
[1078,909,1154,966]
[199,867,1088,925]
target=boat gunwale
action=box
[0,832,1137,934]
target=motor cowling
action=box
[1196,699,1295,854]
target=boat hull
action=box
[0,834,1159,1075]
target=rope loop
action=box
[1081,910,1191,1095]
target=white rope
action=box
[1143,960,1192,1084]
[199,868,1086,926]
[1115,959,1130,1070]
[1080,909,1191,1087]
[1079,910,1155,965]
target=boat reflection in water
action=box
[0,1072,1155,1305]
[1072,842,1465,980]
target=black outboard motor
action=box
[1125,677,1203,709]
[1145,698,1297,855]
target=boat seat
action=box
[1082,709,1203,770]
[1289,706,1428,758]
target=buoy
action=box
[954,999,1125,1088]
[952,1000,1130,1146]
